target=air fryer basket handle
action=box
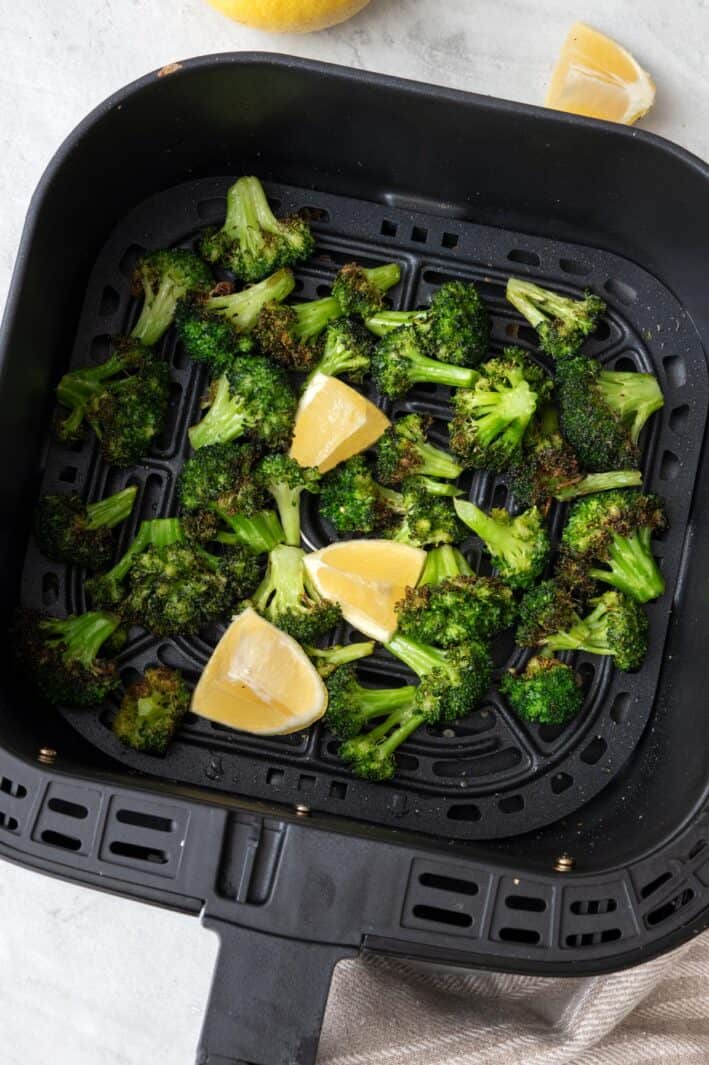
[197,919,356,1065]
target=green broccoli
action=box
[500,656,583,725]
[308,318,373,382]
[306,641,376,678]
[449,348,551,470]
[386,632,492,722]
[561,490,666,603]
[331,262,401,319]
[506,277,606,360]
[516,579,578,647]
[324,664,417,738]
[417,544,473,586]
[371,324,478,399]
[396,573,516,646]
[35,486,137,569]
[338,695,431,781]
[388,478,467,548]
[130,249,212,346]
[319,455,405,536]
[253,295,342,371]
[14,608,121,706]
[248,544,341,643]
[188,356,296,450]
[454,499,550,590]
[375,413,462,485]
[112,666,191,755]
[87,517,185,610]
[198,176,314,282]
[257,453,320,546]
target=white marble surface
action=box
[0,2,708,1063]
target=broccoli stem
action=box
[57,349,135,412]
[363,264,401,293]
[597,371,664,445]
[233,175,283,241]
[315,336,370,380]
[267,484,302,547]
[293,297,341,341]
[386,633,446,677]
[215,509,284,554]
[506,279,561,329]
[588,528,665,603]
[554,469,642,501]
[307,642,375,669]
[366,310,422,337]
[85,486,138,530]
[206,268,295,332]
[361,705,425,752]
[353,685,418,719]
[453,502,509,555]
[104,518,184,584]
[542,601,612,656]
[407,352,477,389]
[415,442,462,480]
[188,376,246,449]
[132,280,178,346]
[42,611,121,667]
[252,544,304,614]
[419,545,472,586]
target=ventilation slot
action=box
[580,736,607,765]
[381,219,398,237]
[0,812,19,833]
[99,285,120,316]
[566,928,621,947]
[646,888,694,927]
[660,450,680,481]
[90,334,112,363]
[329,781,347,799]
[592,320,611,342]
[442,232,459,249]
[298,205,329,222]
[610,692,631,724]
[559,258,591,276]
[266,768,284,786]
[119,244,146,277]
[640,870,673,899]
[663,355,687,388]
[688,840,707,861]
[115,809,174,832]
[41,572,59,607]
[412,904,472,928]
[41,829,82,852]
[613,355,638,372]
[419,872,478,896]
[58,466,77,484]
[571,898,617,915]
[411,226,428,243]
[298,774,316,792]
[447,804,481,822]
[669,404,690,434]
[498,927,540,945]
[506,895,546,912]
[109,841,168,865]
[47,798,88,820]
[551,773,573,794]
[498,795,524,814]
[604,278,637,304]
[507,249,540,267]
[1,777,27,799]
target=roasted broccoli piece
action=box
[527,589,648,672]
[320,455,404,536]
[178,441,264,515]
[449,348,551,470]
[309,318,373,382]
[306,641,376,678]
[87,517,185,610]
[112,666,190,755]
[506,278,606,360]
[249,544,341,643]
[417,544,473,586]
[331,262,401,319]
[386,632,492,721]
[454,500,550,590]
[35,486,137,569]
[325,664,417,739]
[371,324,478,399]
[516,579,578,647]
[396,573,516,646]
[14,608,121,706]
[175,269,295,375]
[389,477,467,548]
[500,656,583,725]
[130,249,212,346]
[375,413,462,485]
[557,357,664,471]
[253,295,342,371]
[55,340,169,466]
[561,490,666,603]
[338,695,431,781]
[188,356,296,450]
[199,175,314,282]
[257,453,320,546]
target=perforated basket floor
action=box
[20,178,708,840]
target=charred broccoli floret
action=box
[257,452,320,546]
[396,573,516,646]
[516,579,578,647]
[249,544,341,643]
[386,632,492,722]
[389,478,467,548]
[506,278,606,360]
[371,324,477,399]
[338,695,431,781]
[331,262,401,319]
[35,486,137,569]
[188,356,296,450]
[417,543,473,586]
[319,455,404,536]
[449,348,550,470]
[14,608,121,706]
[112,666,190,755]
[375,413,462,485]
[253,295,342,371]
[131,249,212,346]
[306,641,375,678]
[561,490,666,603]
[454,500,550,590]
[325,664,417,739]
[500,656,583,725]
[309,318,373,382]
[87,517,185,610]
[199,175,314,282]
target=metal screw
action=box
[37,747,57,766]
[512,877,520,886]
[554,853,576,873]
[294,803,310,817]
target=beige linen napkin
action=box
[318,930,709,1064]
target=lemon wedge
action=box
[289,372,390,473]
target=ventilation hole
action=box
[688,840,707,861]
[381,219,398,237]
[504,321,537,345]
[298,205,329,222]
[154,382,182,452]
[267,768,284,786]
[577,661,595,693]
[0,778,27,799]
[41,829,82,852]
[109,841,168,864]
[507,249,540,267]
[613,355,638,372]
[316,283,332,298]
[604,278,637,304]
[411,226,428,243]
[171,337,190,371]
[442,232,459,249]
[551,772,573,794]
[580,736,607,765]
[58,465,77,484]
[412,904,472,928]
[566,928,621,947]
[647,888,694,927]
[663,355,687,388]
[396,753,419,772]
[90,334,112,363]
[669,404,690,434]
[640,870,673,899]
[491,482,508,508]
[292,278,304,294]
[181,712,198,726]
[419,873,479,897]
[0,813,19,833]
[41,572,59,607]
[98,285,121,317]
[592,320,611,342]
[115,809,174,832]
[538,721,570,744]
[120,667,142,689]
[434,748,522,778]
[447,804,481,822]
[119,244,146,277]
[506,895,546,912]
[47,798,88,820]
[559,258,592,276]
[298,774,316,792]
[498,927,541,945]
[139,473,165,522]
[329,780,347,799]
[196,199,224,220]
[610,692,631,724]
[570,898,617,915]
[660,450,680,481]
[498,795,524,814]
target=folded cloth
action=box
[318,930,709,1064]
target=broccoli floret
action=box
[506,278,606,360]
[339,698,430,782]
[500,656,583,725]
[396,574,516,646]
[365,309,423,337]
[371,324,478,399]
[306,641,375,678]
[324,664,416,739]
[331,262,401,319]
[516,579,578,647]
[130,249,212,347]
[257,453,320,546]
[309,318,373,382]
[449,348,550,471]
[14,608,121,706]
[454,500,550,590]
[557,357,664,471]
[87,517,185,611]
[188,356,296,451]
[249,544,341,643]
[198,176,314,282]
[113,666,190,755]
[386,632,492,722]
[178,441,264,515]
[525,589,648,672]
[320,455,404,536]
[253,295,342,371]
[375,413,461,485]
[175,269,295,375]
[389,477,467,548]
[561,490,666,603]
[417,544,473,586]
[35,486,137,569]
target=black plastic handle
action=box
[197,919,356,1065]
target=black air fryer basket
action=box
[1,54,708,1065]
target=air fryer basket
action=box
[1,55,708,1065]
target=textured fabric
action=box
[318,931,709,1064]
